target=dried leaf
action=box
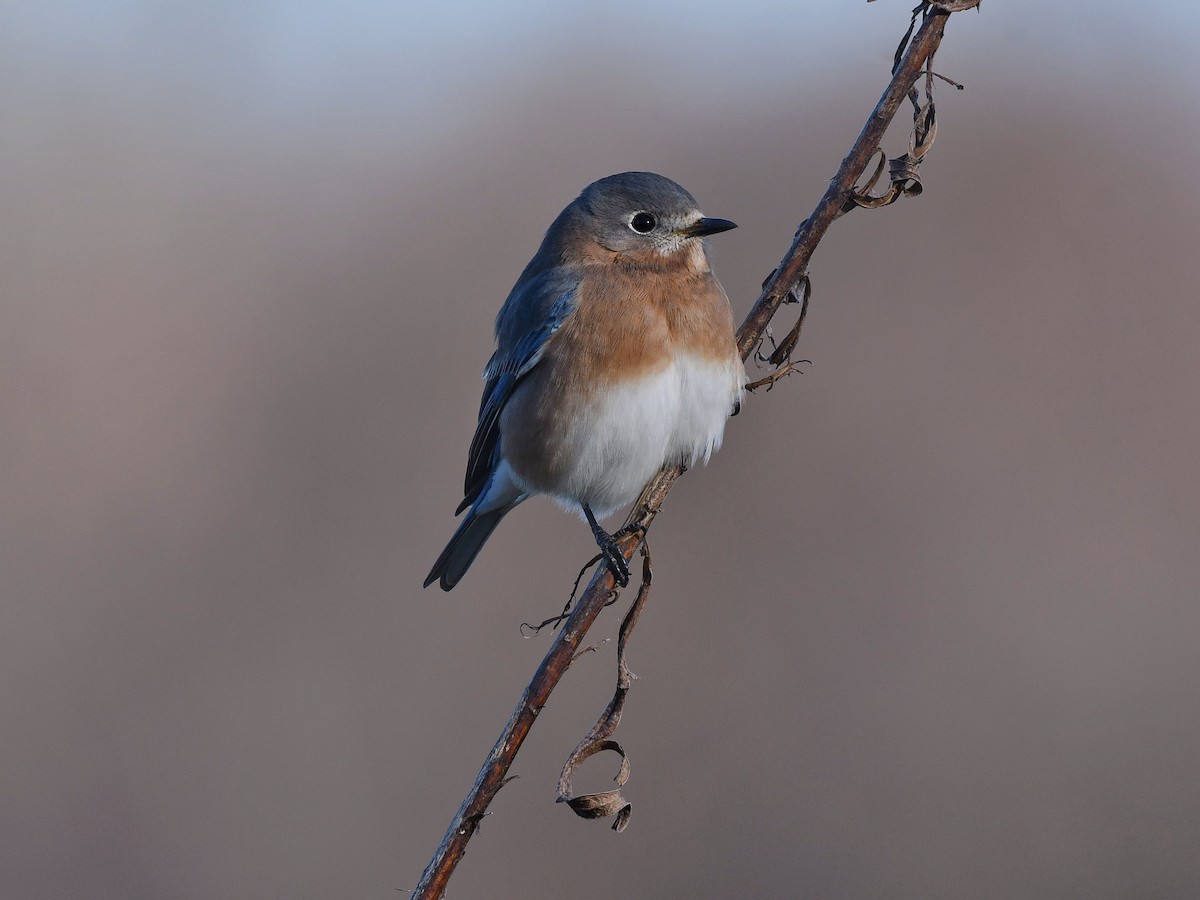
[556,550,652,831]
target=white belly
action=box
[547,351,744,517]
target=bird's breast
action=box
[499,258,744,515]
[502,346,743,517]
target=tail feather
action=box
[423,506,511,591]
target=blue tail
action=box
[424,505,512,591]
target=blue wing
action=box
[458,267,580,512]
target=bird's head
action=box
[569,171,736,264]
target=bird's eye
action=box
[629,212,656,234]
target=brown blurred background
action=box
[4,3,1200,898]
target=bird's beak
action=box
[676,217,738,238]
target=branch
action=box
[410,5,971,896]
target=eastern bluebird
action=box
[425,172,744,591]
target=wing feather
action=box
[459,268,579,509]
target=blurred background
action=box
[4,2,1200,897]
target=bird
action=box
[424,172,745,591]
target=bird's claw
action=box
[598,535,631,588]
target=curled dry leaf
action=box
[556,739,632,832]
[556,548,652,832]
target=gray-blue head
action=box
[555,172,736,260]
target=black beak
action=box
[678,216,738,238]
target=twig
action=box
[410,5,966,896]
[411,476,674,899]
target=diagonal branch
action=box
[410,5,970,897]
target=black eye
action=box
[629,212,656,234]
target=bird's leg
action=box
[582,504,630,588]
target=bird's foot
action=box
[582,505,631,588]
[612,521,646,542]
[597,534,630,588]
